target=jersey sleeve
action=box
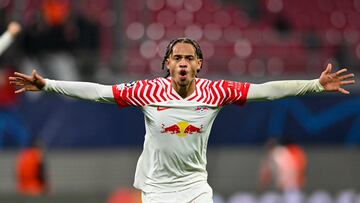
[221,80,251,106]
[112,80,146,108]
[112,79,158,108]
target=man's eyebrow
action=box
[172,54,195,57]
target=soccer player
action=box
[0,21,21,56]
[9,38,355,203]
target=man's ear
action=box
[197,59,202,72]
[165,58,170,70]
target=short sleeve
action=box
[221,80,251,106]
[112,80,150,108]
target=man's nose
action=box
[179,58,188,67]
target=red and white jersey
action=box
[112,77,250,193]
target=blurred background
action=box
[0,0,359,202]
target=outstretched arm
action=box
[9,70,116,103]
[247,63,355,101]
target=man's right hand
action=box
[7,21,21,37]
[9,69,46,94]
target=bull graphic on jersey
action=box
[161,121,203,137]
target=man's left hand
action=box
[319,63,355,94]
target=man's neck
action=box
[172,80,196,99]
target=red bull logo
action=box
[161,121,203,137]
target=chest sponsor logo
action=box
[194,106,208,114]
[161,121,203,137]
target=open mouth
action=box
[179,70,187,80]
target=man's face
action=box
[166,43,202,87]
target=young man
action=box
[0,21,21,56]
[9,38,355,203]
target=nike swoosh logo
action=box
[157,107,170,111]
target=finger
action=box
[10,81,25,86]
[339,73,355,80]
[325,63,332,74]
[340,80,355,85]
[9,80,19,85]
[15,88,26,94]
[14,72,31,80]
[8,76,17,81]
[33,69,42,81]
[335,68,347,76]
[9,76,25,82]
[9,80,24,86]
[338,88,350,94]
[32,69,37,78]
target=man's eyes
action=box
[173,56,194,60]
